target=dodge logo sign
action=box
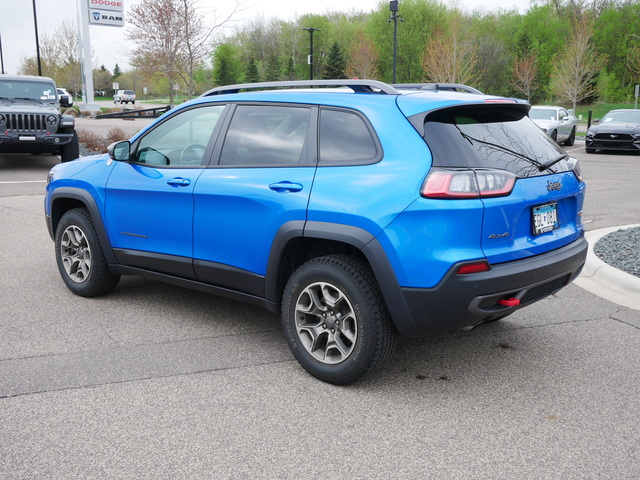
[93,11,101,20]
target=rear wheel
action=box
[55,208,120,297]
[282,255,396,384]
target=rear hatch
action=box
[413,102,585,264]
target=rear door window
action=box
[218,105,311,166]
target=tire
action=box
[132,100,136,104]
[586,147,596,154]
[564,127,576,146]
[550,130,558,142]
[60,130,79,162]
[282,254,397,385]
[55,208,120,297]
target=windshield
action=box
[0,80,57,102]
[601,110,640,124]
[422,105,571,178]
[529,108,557,121]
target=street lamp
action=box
[32,0,42,76]
[301,27,321,80]
[388,1,403,84]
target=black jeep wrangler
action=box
[0,75,79,162]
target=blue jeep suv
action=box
[45,80,587,384]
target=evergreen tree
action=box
[285,57,296,81]
[264,55,282,82]
[112,63,123,80]
[322,42,347,79]
[245,58,261,83]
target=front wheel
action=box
[55,208,120,297]
[564,127,576,146]
[282,255,396,384]
[60,130,79,162]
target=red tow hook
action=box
[498,298,520,307]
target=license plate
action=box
[533,203,559,235]
[19,136,36,142]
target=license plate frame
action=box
[532,202,559,235]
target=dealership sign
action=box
[88,0,124,27]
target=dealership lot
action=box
[1,140,639,478]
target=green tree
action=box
[245,58,261,83]
[323,42,347,79]
[213,44,242,87]
[264,55,282,82]
[112,64,123,80]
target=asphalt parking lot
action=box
[1,130,639,479]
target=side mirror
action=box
[107,140,131,161]
[59,95,71,108]
[593,118,600,124]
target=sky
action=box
[1,0,533,75]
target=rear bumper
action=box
[396,234,588,336]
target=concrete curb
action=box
[574,224,640,311]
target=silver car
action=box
[530,106,578,146]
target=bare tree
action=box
[512,53,539,102]
[421,14,479,85]
[345,30,379,79]
[550,13,604,111]
[127,0,241,102]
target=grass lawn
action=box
[575,102,637,123]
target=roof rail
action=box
[392,83,483,94]
[200,79,401,97]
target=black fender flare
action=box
[48,187,117,264]
[264,220,418,335]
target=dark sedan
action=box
[585,109,640,153]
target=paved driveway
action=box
[1,141,639,479]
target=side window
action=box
[134,105,225,166]
[559,109,568,120]
[319,108,379,164]
[219,105,310,166]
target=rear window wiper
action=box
[456,127,545,170]
[538,153,568,172]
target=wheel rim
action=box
[60,226,92,283]
[295,281,358,365]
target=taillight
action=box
[421,168,516,199]
[568,157,583,182]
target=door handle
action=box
[166,177,191,187]
[269,181,303,193]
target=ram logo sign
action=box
[89,9,125,27]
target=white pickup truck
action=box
[114,89,136,104]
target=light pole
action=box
[302,27,321,80]
[32,0,42,76]
[388,1,402,84]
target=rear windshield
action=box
[422,105,570,178]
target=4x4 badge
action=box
[547,180,562,192]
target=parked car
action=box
[0,74,79,162]
[585,108,640,154]
[113,89,136,104]
[529,105,578,146]
[56,88,73,107]
[45,80,587,384]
